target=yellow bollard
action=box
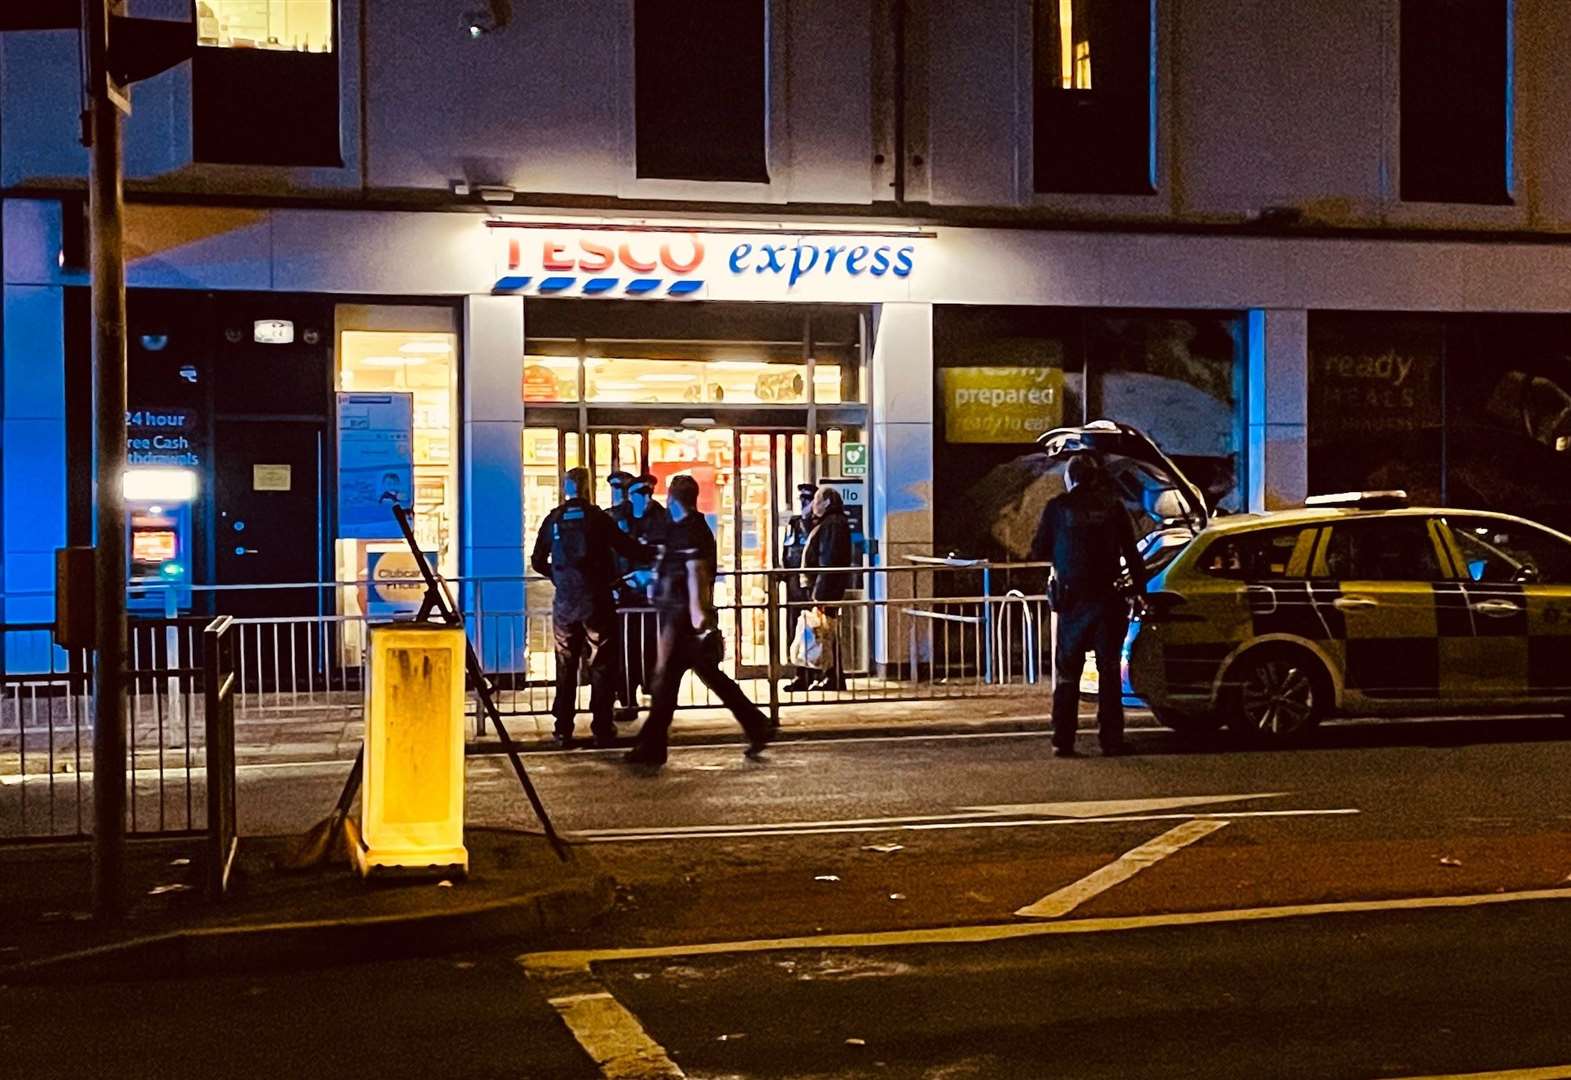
[354,623,469,879]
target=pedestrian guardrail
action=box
[2,561,1053,839]
[1,616,242,849]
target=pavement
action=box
[0,828,613,985]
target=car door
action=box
[1438,514,1571,705]
[1309,516,1455,706]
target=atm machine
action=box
[125,468,197,614]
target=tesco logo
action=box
[494,229,918,296]
[536,236,706,275]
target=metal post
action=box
[85,0,129,921]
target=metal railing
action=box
[2,562,1052,838]
[1,616,241,846]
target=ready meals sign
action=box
[942,367,1064,444]
[489,223,919,300]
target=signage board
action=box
[337,392,414,539]
[252,464,292,492]
[840,441,868,477]
[126,406,201,467]
[940,367,1064,444]
[491,225,923,301]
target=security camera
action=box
[463,1,512,37]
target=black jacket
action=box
[530,498,648,620]
[803,509,853,603]
[1030,482,1145,601]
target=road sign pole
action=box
[85,0,130,921]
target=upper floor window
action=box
[1400,0,1512,205]
[635,0,768,182]
[197,0,334,52]
[1032,0,1154,195]
[193,0,341,166]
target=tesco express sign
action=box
[491,228,917,299]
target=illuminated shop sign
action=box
[491,227,919,299]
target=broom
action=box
[279,746,362,870]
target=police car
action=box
[1040,421,1571,743]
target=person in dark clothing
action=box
[781,482,819,692]
[800,485,854,691]
[604,470,639,716]
[530,467,649,747]
[1031,453,1147,757]
[627,474,771,768]
[612,474,669,722]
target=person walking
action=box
[530,467,649,748]
[1031,453,1146,757]
[627,474,772,768]
[605,470,639,719]
[780,482,819,692]
[800,485,853,691]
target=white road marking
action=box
[966,793,1286,819]
[566,806,1357,844]
[546,988,685,1079]
[520,886,1571,975]
[1014,819,1230,919]
[1377,1068,1571,1080]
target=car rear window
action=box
[1199,528,1309,581]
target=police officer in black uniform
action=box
[614,474,669,722]
[626,474,771,767]
[780,483,818,691]
[530,466,649,747]
[1031,453,1146,757]
[605,470,638,717]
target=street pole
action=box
[84,0,129,921]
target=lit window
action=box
[197,0,334,52]
[1058,0,1093,90]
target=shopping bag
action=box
[790,608,835,670]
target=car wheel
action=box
[1152,709,1221,739]
[1225,648,1324,743]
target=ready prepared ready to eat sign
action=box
[941,367,1064,444]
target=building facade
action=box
[5,0,1571,669]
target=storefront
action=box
[2,197,1324,673]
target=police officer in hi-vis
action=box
[530,467,649,747]
[1031,453,1146,757]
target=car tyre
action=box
[1223,647,1325,744]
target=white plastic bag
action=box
[790,608,835,670]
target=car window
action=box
[1199,528,1312,581]
[1446,516,1571,585]
[1319,519,1445,582]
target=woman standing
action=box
[801,485,853,691]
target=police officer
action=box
[626,474,771,767]
[614,474,669,722]
[604,470,639,717]
[530,467,649,747]
[1031,453,1146,757]
[781,483,819,691]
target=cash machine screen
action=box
[131,527,178,576]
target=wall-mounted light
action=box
[123,468,198,503]
[477,185,516,204]
[463,0,512,38]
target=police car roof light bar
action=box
[1303,490,1410,510]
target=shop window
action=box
[933,306,1244,560]
[1400,0,1511,205]
[1032,0,1154,194]
[1308,312,1571,535]
[338,328,458,580]
[635,0,769,182]
[193,0,340,165]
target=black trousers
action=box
[614,607,659,705]
[634,617,769,758]
[552,613,617,739]
[1051,593,1129,750]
